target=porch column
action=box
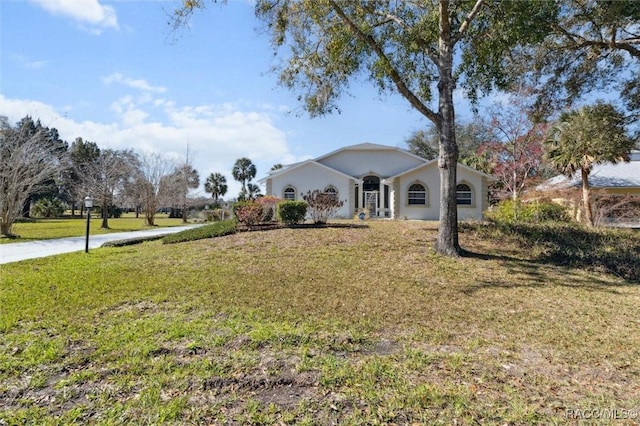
[358,181,364,209]
[380,184,386,217]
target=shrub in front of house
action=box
[233,201,264,226]
[303,190,344,224]
[485,199,569,224]
[257,195,282,222]
[276,201,307,225]
[162,219,237,244]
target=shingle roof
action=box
[541,151,640,190]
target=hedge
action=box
[162,220,237,244]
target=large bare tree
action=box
[481,91,550,201]
[69,137,101,216]
[84,149,140,229]
[136,152,176,226]
[0,117,69,236]
[173,0,556,255]
[166,154,200,223]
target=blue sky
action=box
[1,0,482,197]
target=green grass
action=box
[1,221,639,424]
[1,213,187,243]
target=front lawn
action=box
[1,214,187,243]
[1,221,638,424]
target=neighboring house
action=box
[259,142,495,220]
[536,150,640,224]
[539,150,640,196]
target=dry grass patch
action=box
[1,220,639,424]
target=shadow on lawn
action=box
[460,251,628,295]
[459,222,640,290]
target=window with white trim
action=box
[408,183,427,205]
[324,186,338,201]
[456,183,472,205]
[283,186,296,200]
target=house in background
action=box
[536,150,640,224]
[540,150,640,196]
[259,142,495,220]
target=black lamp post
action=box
[84,196,93,253]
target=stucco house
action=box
[260,142,495,220]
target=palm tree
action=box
[247,183,262,200]
[545,102,634,227]
[232,157,257,195]
[204,172,228,205]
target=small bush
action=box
[485,199,568,224]
[203,208,230,222]
[30,197,65,218]
[162,220,237,244]
[257,196,282,223]
[277,201,307,225]
[233,201,264,226]
[94,206,123,218]
[303,190,344,224]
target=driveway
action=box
[0,225,202,265]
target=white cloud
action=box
[103,73,167,94]
[0,94,299,198]
[11,54,49,70]
[29,0,119,33]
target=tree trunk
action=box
[435,0,460,256]
[581,167,594,227]
[101,204,109,229]
[145,212,155,226]
[1,221,11,236]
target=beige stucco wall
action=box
[393,165,487,220]
[269,162,353,218]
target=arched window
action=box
[362,175,380,192]
[456,183,472,205]
[324,186,338,201]
[283,186,296,200]
[408,183,427,205]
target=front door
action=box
[364,191,378,217]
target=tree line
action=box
[0,115,266,237]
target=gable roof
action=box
[314,142,428,164]
[384,158,497,181]
[258,159,362,183]
[540,150,640,190]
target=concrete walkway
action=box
[0,225,202,265]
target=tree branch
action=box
[371,10,439,63]
[328,0,439,125]
[555,24,640,59]
[454,0,485,43]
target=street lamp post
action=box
[84,196,93,253]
